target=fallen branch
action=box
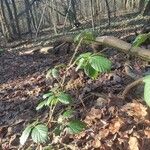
[95,36,150,61]
[122,77,144,100]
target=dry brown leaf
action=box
[109,117,124,134]
[84,108,102,125]
[121,102,147,120]
[128,136,139,150]
[92,138,101,148]
[98,128,110,139]
[65,78,85,90]
[144,128,150,138]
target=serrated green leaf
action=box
[68,120,86,134]
[74,31,95,44]
[51,68,59,79]
[63,109,74,118]
[47,97,58,106]
[89,55,111,72]
[36,100,47,110]
[143,75,150,83]
[31,124,48,144]
[144,83,150,107]
[76,57,86,71]
[132,33,149,47]
[84,63,99,79]
[46,95,55,105]
[58,92,72,104]
[43,92,53,99]
[76,52,92,62]
[20,124,33,145]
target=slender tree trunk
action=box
[11,0,21,38]
[90,0,95,30]
[24,0,32,37]
[113,0,117,17]
[5,0,17,38]
[0,0,13,41]
[143,0,150,16]
[105,0,111,26]
[139,0,145,12]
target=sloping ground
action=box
[0,15,150,149]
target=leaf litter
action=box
[0,38,150,150]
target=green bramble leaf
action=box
[76,57,86,71]
[58,92,72,104]
[36,100,47,110]
[62,109,74,118]
[20,124,33,145]
[132,33,150,47]
[51,68,59,79]
[43,92,53,99]
[31,124,48,144]
[68,120,86,134]
[143,75,150,107]
[144,83,150,107]
[143,75,150,83]
[74,31,95,44]
[84,63,99,79]
[89,55,112,73]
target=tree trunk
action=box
[24,0,32,37]
[90,0,95,30]
[113,0,117,17]
[5,0,17,39]
[11,0,21,38]
[0,0,13,41]
[139,0,145,12]
[105,0,111,26]
[143,0,150,16]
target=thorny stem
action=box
[60,38,83,88]
[47,104,57,125]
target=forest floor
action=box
[0,14,150,150]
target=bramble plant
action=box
[131,33,150,107]
[20,31,112,148]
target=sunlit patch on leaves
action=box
[128,136,139,150]
[109,117,124,134]
[68,120,86,134]
[20,122,48,145]
[84,108,102,125]
[121,102,147,119]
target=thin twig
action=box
[60,38,83,88]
